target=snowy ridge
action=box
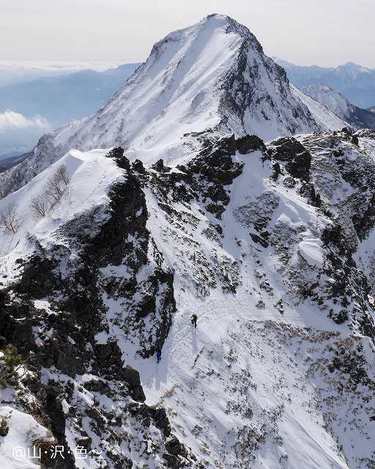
[0,130,375,467]
[0,149,123,287]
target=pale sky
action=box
[1,0,374,68]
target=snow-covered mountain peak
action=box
[64,13,271,155]
[152,13,262,51]
[0,15,347,197]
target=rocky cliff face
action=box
[0,153,192,468]
[1,127,375,468]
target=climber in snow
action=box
[156,350,162,363]
[191,314,198,328]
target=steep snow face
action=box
[51,13,324,153]
[117,132,375,468]
[302,84,375,130]
[0,14,344,197]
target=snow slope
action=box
[0,131,374,467]
[0,407,51,469]
[0,149,123,279]
[107,135,374,468]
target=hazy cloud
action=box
[0,110,50,133]
[0,111,50,157]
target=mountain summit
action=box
[65,13,328,152]
[0,14,345,196]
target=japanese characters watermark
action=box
[12,445,95,461]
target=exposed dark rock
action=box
[122,366,146,402]
[165,435,188,457]
[183,135,244,217]
[152,159,170,172]
[236,135,266,154]
[271,162,282,181]
[163,453,183,468]
[329,309,348,324]
[14,255,60,299]
[250,233,269,248]
[351,135,359,146]
[0,416,9,436]
[105,147,131,170]
[132,159,146,173]
[40,383,76,468]
[268,137,311,181]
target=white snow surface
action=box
[0,149,123,280]
[99,148,374,468]
[0,407,51,469]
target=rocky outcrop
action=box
[0,154,192,468]
[1,129,375,467]
[267,137,312,181]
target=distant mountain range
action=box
[277,59,375,109]
[0,63,140,126]
[302,84,375,129]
